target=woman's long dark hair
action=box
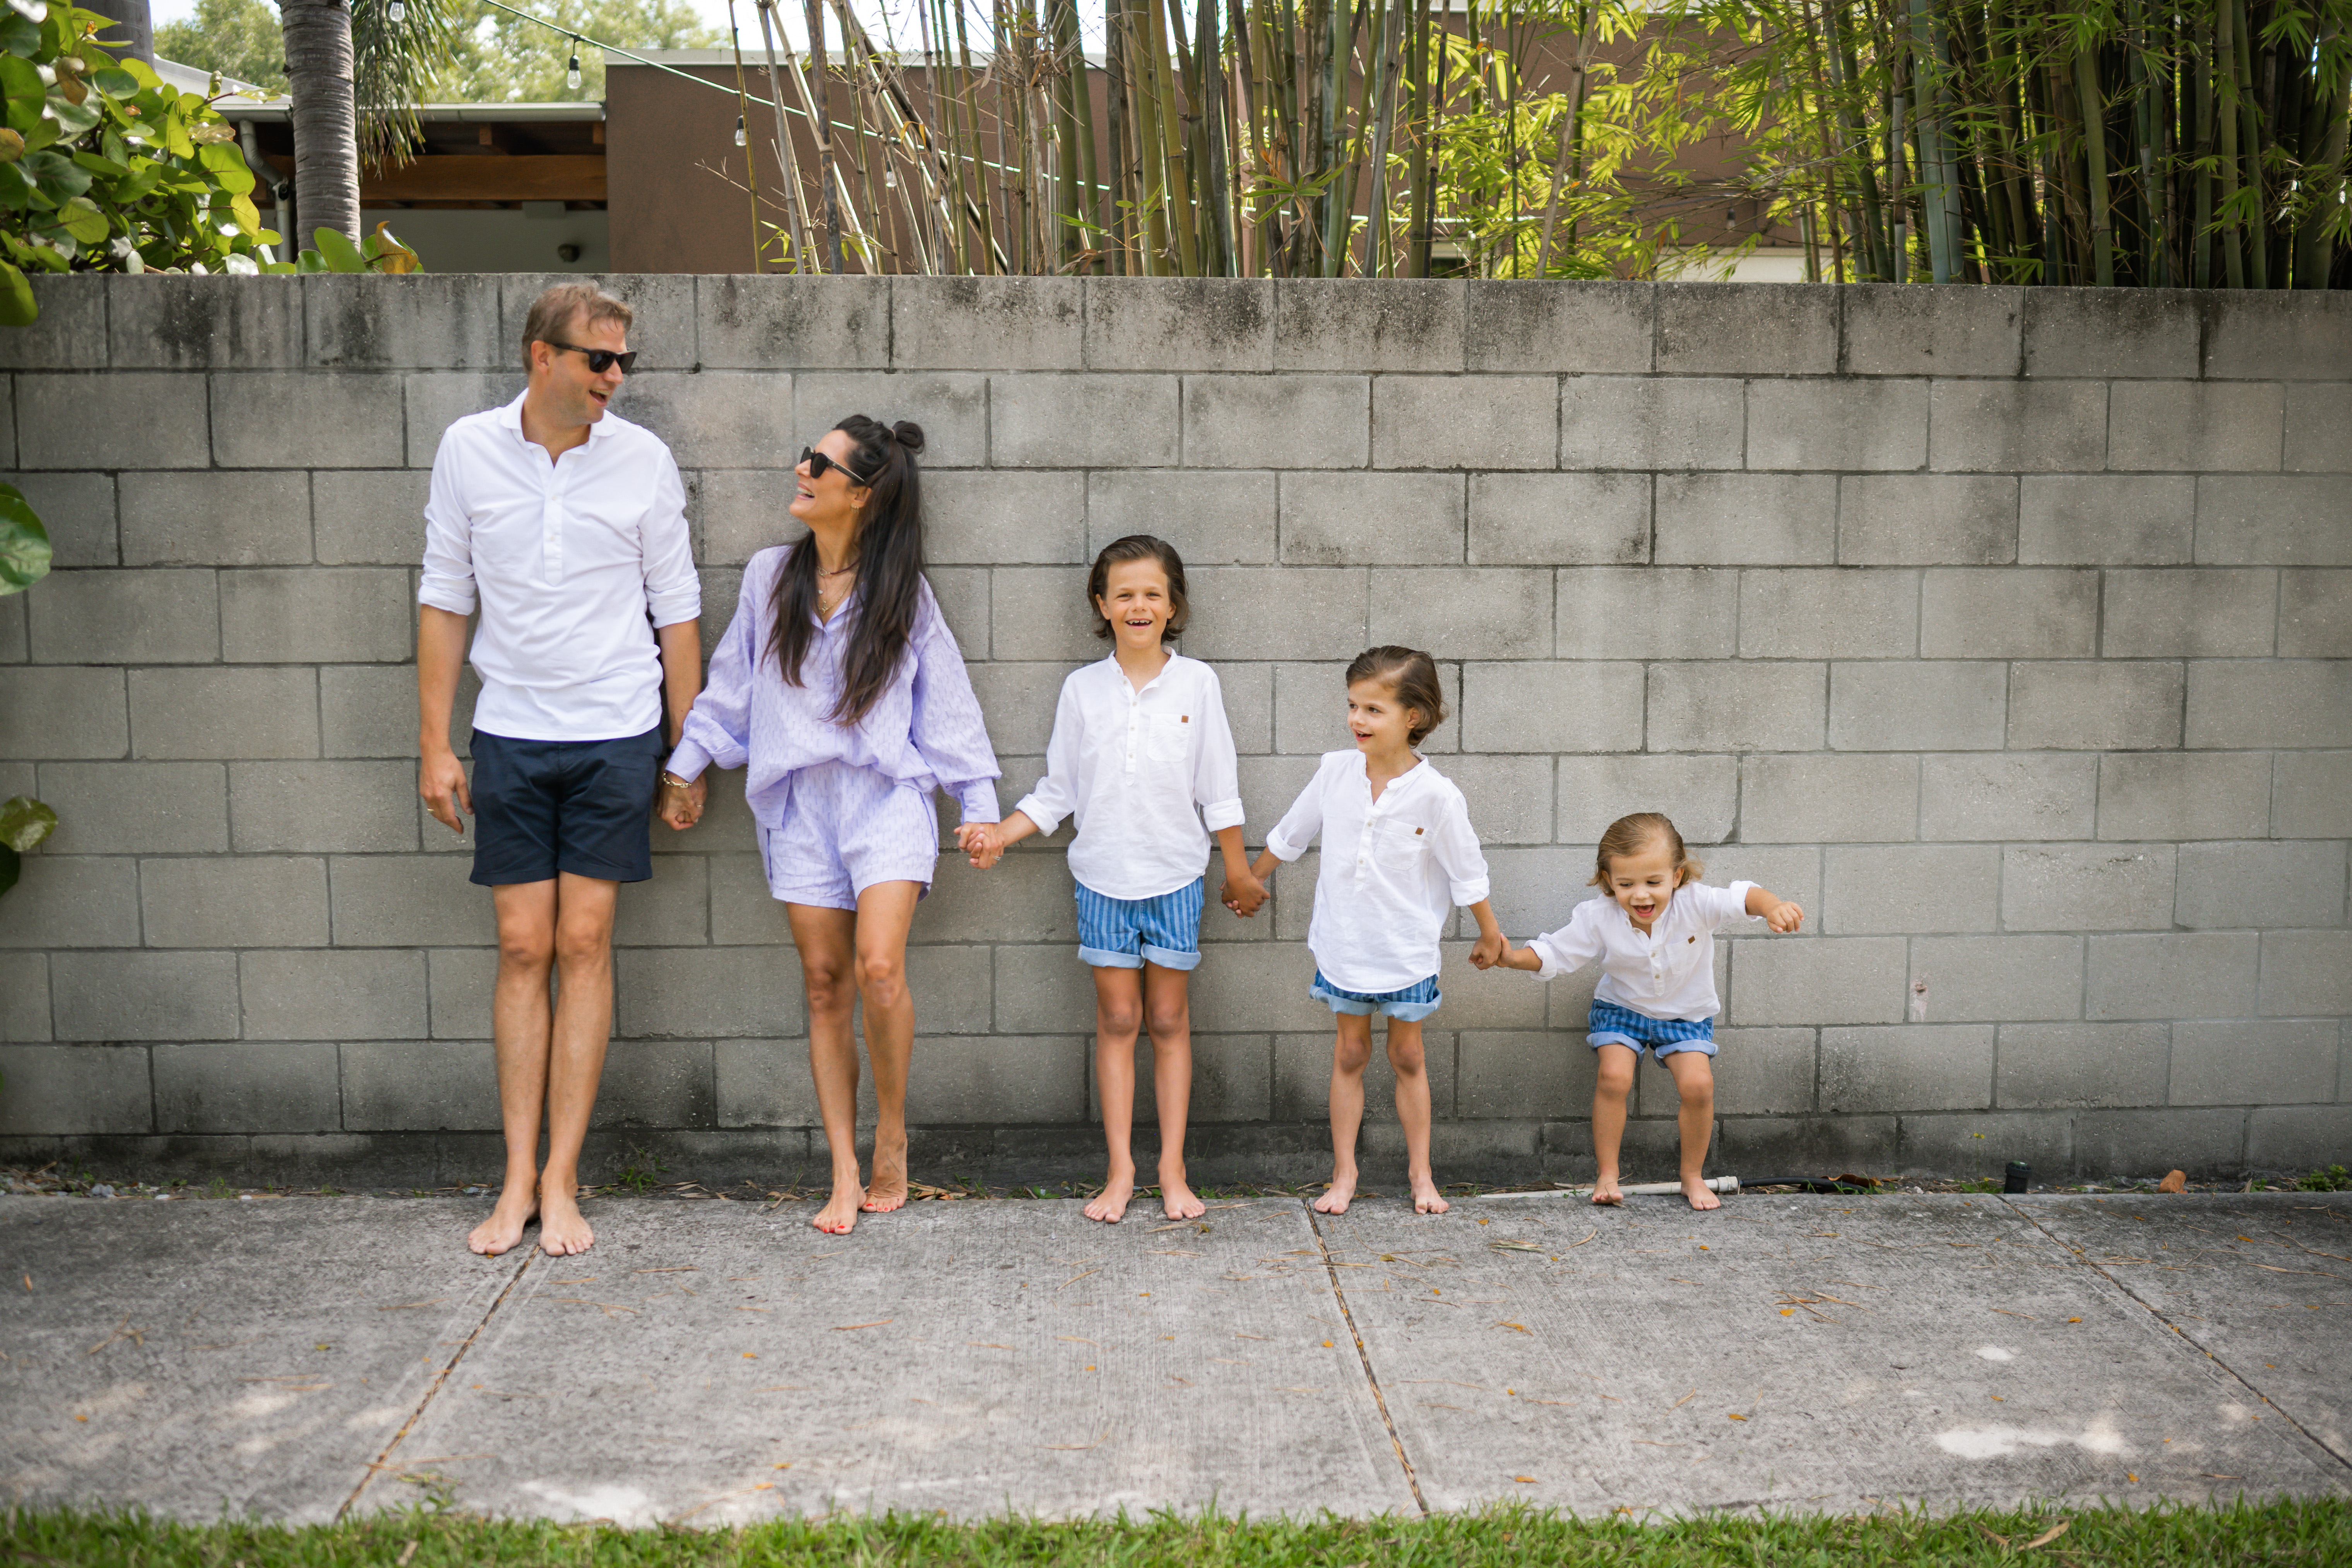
[767,414,927,727]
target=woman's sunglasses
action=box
[799,446,872,485]
[545,340,638,374]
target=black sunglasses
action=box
[544,339,638,374]
[799,446,872,485]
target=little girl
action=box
[958,536,1265,1224]
[1244,647,1505,1215]
[1494,811,1803,1210]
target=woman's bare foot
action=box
[1158,1169,1206,1221]
[538,1184,594,1256]
[1085,1167,1135,1224]
[1682,1176,1721,1211]
[467,1181,537,1256]
[1409,1172,1450,1214]
[814,1176,864,1234]
[1311,1172,1358,1215]
[861,1133,909,1214]
[1590,1174,1624,1206]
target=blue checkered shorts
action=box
[1310,970,1442,1022]
[1587,998,1717,1059]
[1075,878,1203,970]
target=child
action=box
[1243,647,1505,1215]
[957,536,1265,1224]
[1492,812,1803,1211]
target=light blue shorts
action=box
[1588,998,1716,1060]
[1310,970,1441,1022]
[1076,878,1203,970]
[762,760,939,911]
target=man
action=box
[417,282,706,1257]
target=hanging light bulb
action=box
[566,41,583,91]
[733,115,747,148]
[387,0,404,21]
[883,162,896,190]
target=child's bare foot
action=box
[814,1177,864,1234]
[861,1132,908,1214]
[1590,1174,1624,1206]
[467,1181,537,1256]
[1158,1169,1205,1221]
[1682,1175,1721,1211]
[538,1184,594,1256]
[1312,1172,1357,1215]
[1085,1167,1135,1223]
[1409,1172,1450,1214]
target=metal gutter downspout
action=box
[239,119,295,264]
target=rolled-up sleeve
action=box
[1430,786,1490,907]
[1193,668,1244,834]
[667,566,760,780]
[1530,902,1606,981]
[1263,761,1327,862]
[417,431,478,615]
[1013,677,1083,837]
[1689,879,1761,931]
[640,450,701,629]
[909,610,1001,824]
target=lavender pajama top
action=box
[664,546,1003,849]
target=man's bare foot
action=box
[1085,1168,1135,1224]
[1158,1171,1205,1221]
[1682,1176,1721,1211]
[1409,1173,1450,1214]
[467,1183,537,1256]
[1312,1173,1357,1215]
[1590,1174,1624,1206]
[814,1178,864,1234]
[861,1135,909,1214]
[538,1184,594,1256]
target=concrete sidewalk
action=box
[2,1190,2346,1525]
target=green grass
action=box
[8,1499,2350,1566]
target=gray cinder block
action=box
[1183,567,1368,661]
[610,854,711,948]
[28,568,219,664]
[1705,1027,1816,1115]
[2202,290,2352,381]
[1183,374,1368,470]
[1653,473,1835,565]
[2022,288,2199,378]
[1088,471,1278,565]
[340,1038,499,1131]
[2102,567,2278,657]
[1435,753,1554,846]
[229,760,421,854]
[53,950,239,1041]
[1279,472,1465,565]
[1731,938,1907,1025]
[240,948,427,1041]
[2001,843,2177,931]
[154,1041,342,1133]
[1838,474,2017,566]
[0,857,140,950]
[1929,380,2107,472]
[402,370,526,467]
[0,1043,152,1134]
[990,373,1179,469]
[1373,374,1557,471]
[320,667,439,760]
[312,469,431,566]
[1820,1025,1993,1111]
[329,854,498,947]
[613,370,794,471]
[2107,382,2284,474]
[1828,661,2008,752]
[1275,278,1464,372]
[38,760,228,854]
[1556,567,1732,659]
[1738,753,1916,843]
[2085,932,2259,1021]
[2279,569,2352,658]
[1739,569,1918,659]
[2248,1105,2352,1170]
[2258,929,2352,1017]
[2282,385,2352,474]
[1465,280,1654,374]
[1821,844,2000,933]
[2017,475,2194,565]
[2096,752,2271,842]
[1657,283,1835,375]
[1995,1022,2169,1109]
[2273,751,2352,839]
[1370,568,1552,659]
[142,856,329,948]
[919,470,1089,565]
[11,472,118,567]
[1,275,106,370]
[2186,659,2352,748]
[892,276,1084,370]
[697,274,889,370]
[2075,1108,2244,1178]
[220,568,413,664]
[1556,753,1737,847]
[905,1035,1087,1125]
[1470,473,1648,567]
[2169,1021,2338,1106]
[1649,662,1826,753]
[1084,276,1274,373]
[1746,378,1927,472]
[1841,284,2021,378]
[986,567,1093,662]
[212,371,406,469]
[2007,661,2185,750]
[306,274,505,371]
[130,668,320,762]
[2193,475,2352,567]
[1559,375,1742,471]
[1459,661,1643,753]
[1908,935,2084,1022]
[18,372,210,469]
[119,471,312,567]
[1919,567,2096,658]
[1,667,128,760]
[792,371,988,467]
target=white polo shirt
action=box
[418,392,700,742]
[1528,880,1760,1021]
[1013,652,1244,901]
[1263,750,1491,995]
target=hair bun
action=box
[890,419,926,454]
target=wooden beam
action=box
[359,155,607,203]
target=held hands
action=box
[1469,928,1510,970]
[956,821,1007,870]
[419,748,472,837]
[1762,899,1805,933]
[656,774,706,832]
[1221,866,1268,918]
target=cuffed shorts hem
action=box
[1310,971,1441,1022]
[1587,999,1717,1060]
[1588,1030,1718,1060]
[768,863,936,913]
[1074,879,1203,971]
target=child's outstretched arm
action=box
[1465,898,1507,969]
[957,810,1038,870]
[1216,826,1267,916]
[1497,904,1604,975]
[1745,883,1805,932]
[1237,765,1328,918]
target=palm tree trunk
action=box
[282,0,360,248]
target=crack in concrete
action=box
[1305,1203,1429,1517]
[336,1246,541,1522]
[1998,1198,2352,1476]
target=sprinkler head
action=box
[2003,1161,2030,1195]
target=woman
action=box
[660,416,1000,1234]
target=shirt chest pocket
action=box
[1364,817,1431,873]
[1142,710,1193,765]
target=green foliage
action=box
[154,0,288,97]
[424,0,719,105]
[0,794,58,898]
[292,220,423,274]
[0,482,50,592]
[7,1498,2352,1565]
[2296,1164,2352,1192]
[0,1,289,310]
[612,1144,670,1194]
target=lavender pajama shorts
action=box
[762,759,940,910]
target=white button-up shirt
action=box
[418,393,700,742]
[1013,652,1244,901]
[1264,750,1491,995]
[1528,881,1760,1021]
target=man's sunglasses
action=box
[798,446,872,484]
[544,340,638,374]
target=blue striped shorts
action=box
[1587,998,1716,1059]
[1075,878,1203,971]
[1310,970,1442,1023]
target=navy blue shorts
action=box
[469,727,664,887]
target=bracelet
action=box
[660,770,695,789]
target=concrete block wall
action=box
[2,273,2347,1188]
